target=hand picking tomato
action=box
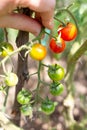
[50,81,64,96]
[41,98,55,115]
[49,37,66,53]
[0,42,14,57]
[17,89,32,105]
[29,43,47,61]
[48,64,65,81]
[5,72,18,87]
[58,22,77,41]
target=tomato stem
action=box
[44,30,57,40]
[54,16,65,26]
[2,87,9,112]
[41,63,49,68]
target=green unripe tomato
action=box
[5,72,18,87]
[17,89,32,105]
[20,104,33,116]
[48,64,65,81]
[0,42,14,57]
[41,98,55,115]
[50,82,64,96]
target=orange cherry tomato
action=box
[58,22,77,41]
[29,43,47,60]
[49,37,66,53]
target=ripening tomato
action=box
[5,72,18,87]
[58,22,77,41]
[0,42,14,57]
[49,37,66,53]
[48,64,65,81]
[50,82,64,96]
[41,98,55,115]
[17,89,32,105]
[29,43,47,60]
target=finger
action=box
[0,13,41,36]
[19,0,56,12]
[40,10,54,29]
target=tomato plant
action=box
[5,72,18,87]
[29,43,47,60]
[17,89,32,105]
[41,98,55,115]
[48,64,65,81]
[0,42,14,57]
[58,22,77,41]
[49,37,66,53]
[50,82,64,96]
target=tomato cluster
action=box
[49,22,77,54]
[0,17,78,117]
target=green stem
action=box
[35,61,42,102]
[2,87,9,112]
[41,63,49,68]
[66,40,87,76]
[29,72,38,77]
[44,30,57,40]
[56,7,79,33]
[40,80,50,86]
[54,16,65,26]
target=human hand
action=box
[0,0,56,35]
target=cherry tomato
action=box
[48,64,65,81]
[49,37,66,53]
[41,98,55,115]
[0,42,14,57]
[20,104,33,117]
[29,43,47,60]
[50,82,64,96]
[17,89,32,105]
[5,72,18,87]
[58,22,77,41]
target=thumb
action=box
[0,13,41,36]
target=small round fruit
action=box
[48,64,65,81]
[20,104,33,116]
[58,22,77,41]
[17,89,32,105]
[0,42,14,57]
[41,98,55,115]
[49,37,66,53]
[5,72,18,87]
[29,43,47,60]
[50,82,64,96]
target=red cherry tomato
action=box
[49,38,66,53]
[58,22,77,41]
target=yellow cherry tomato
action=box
[29,43,47,60]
